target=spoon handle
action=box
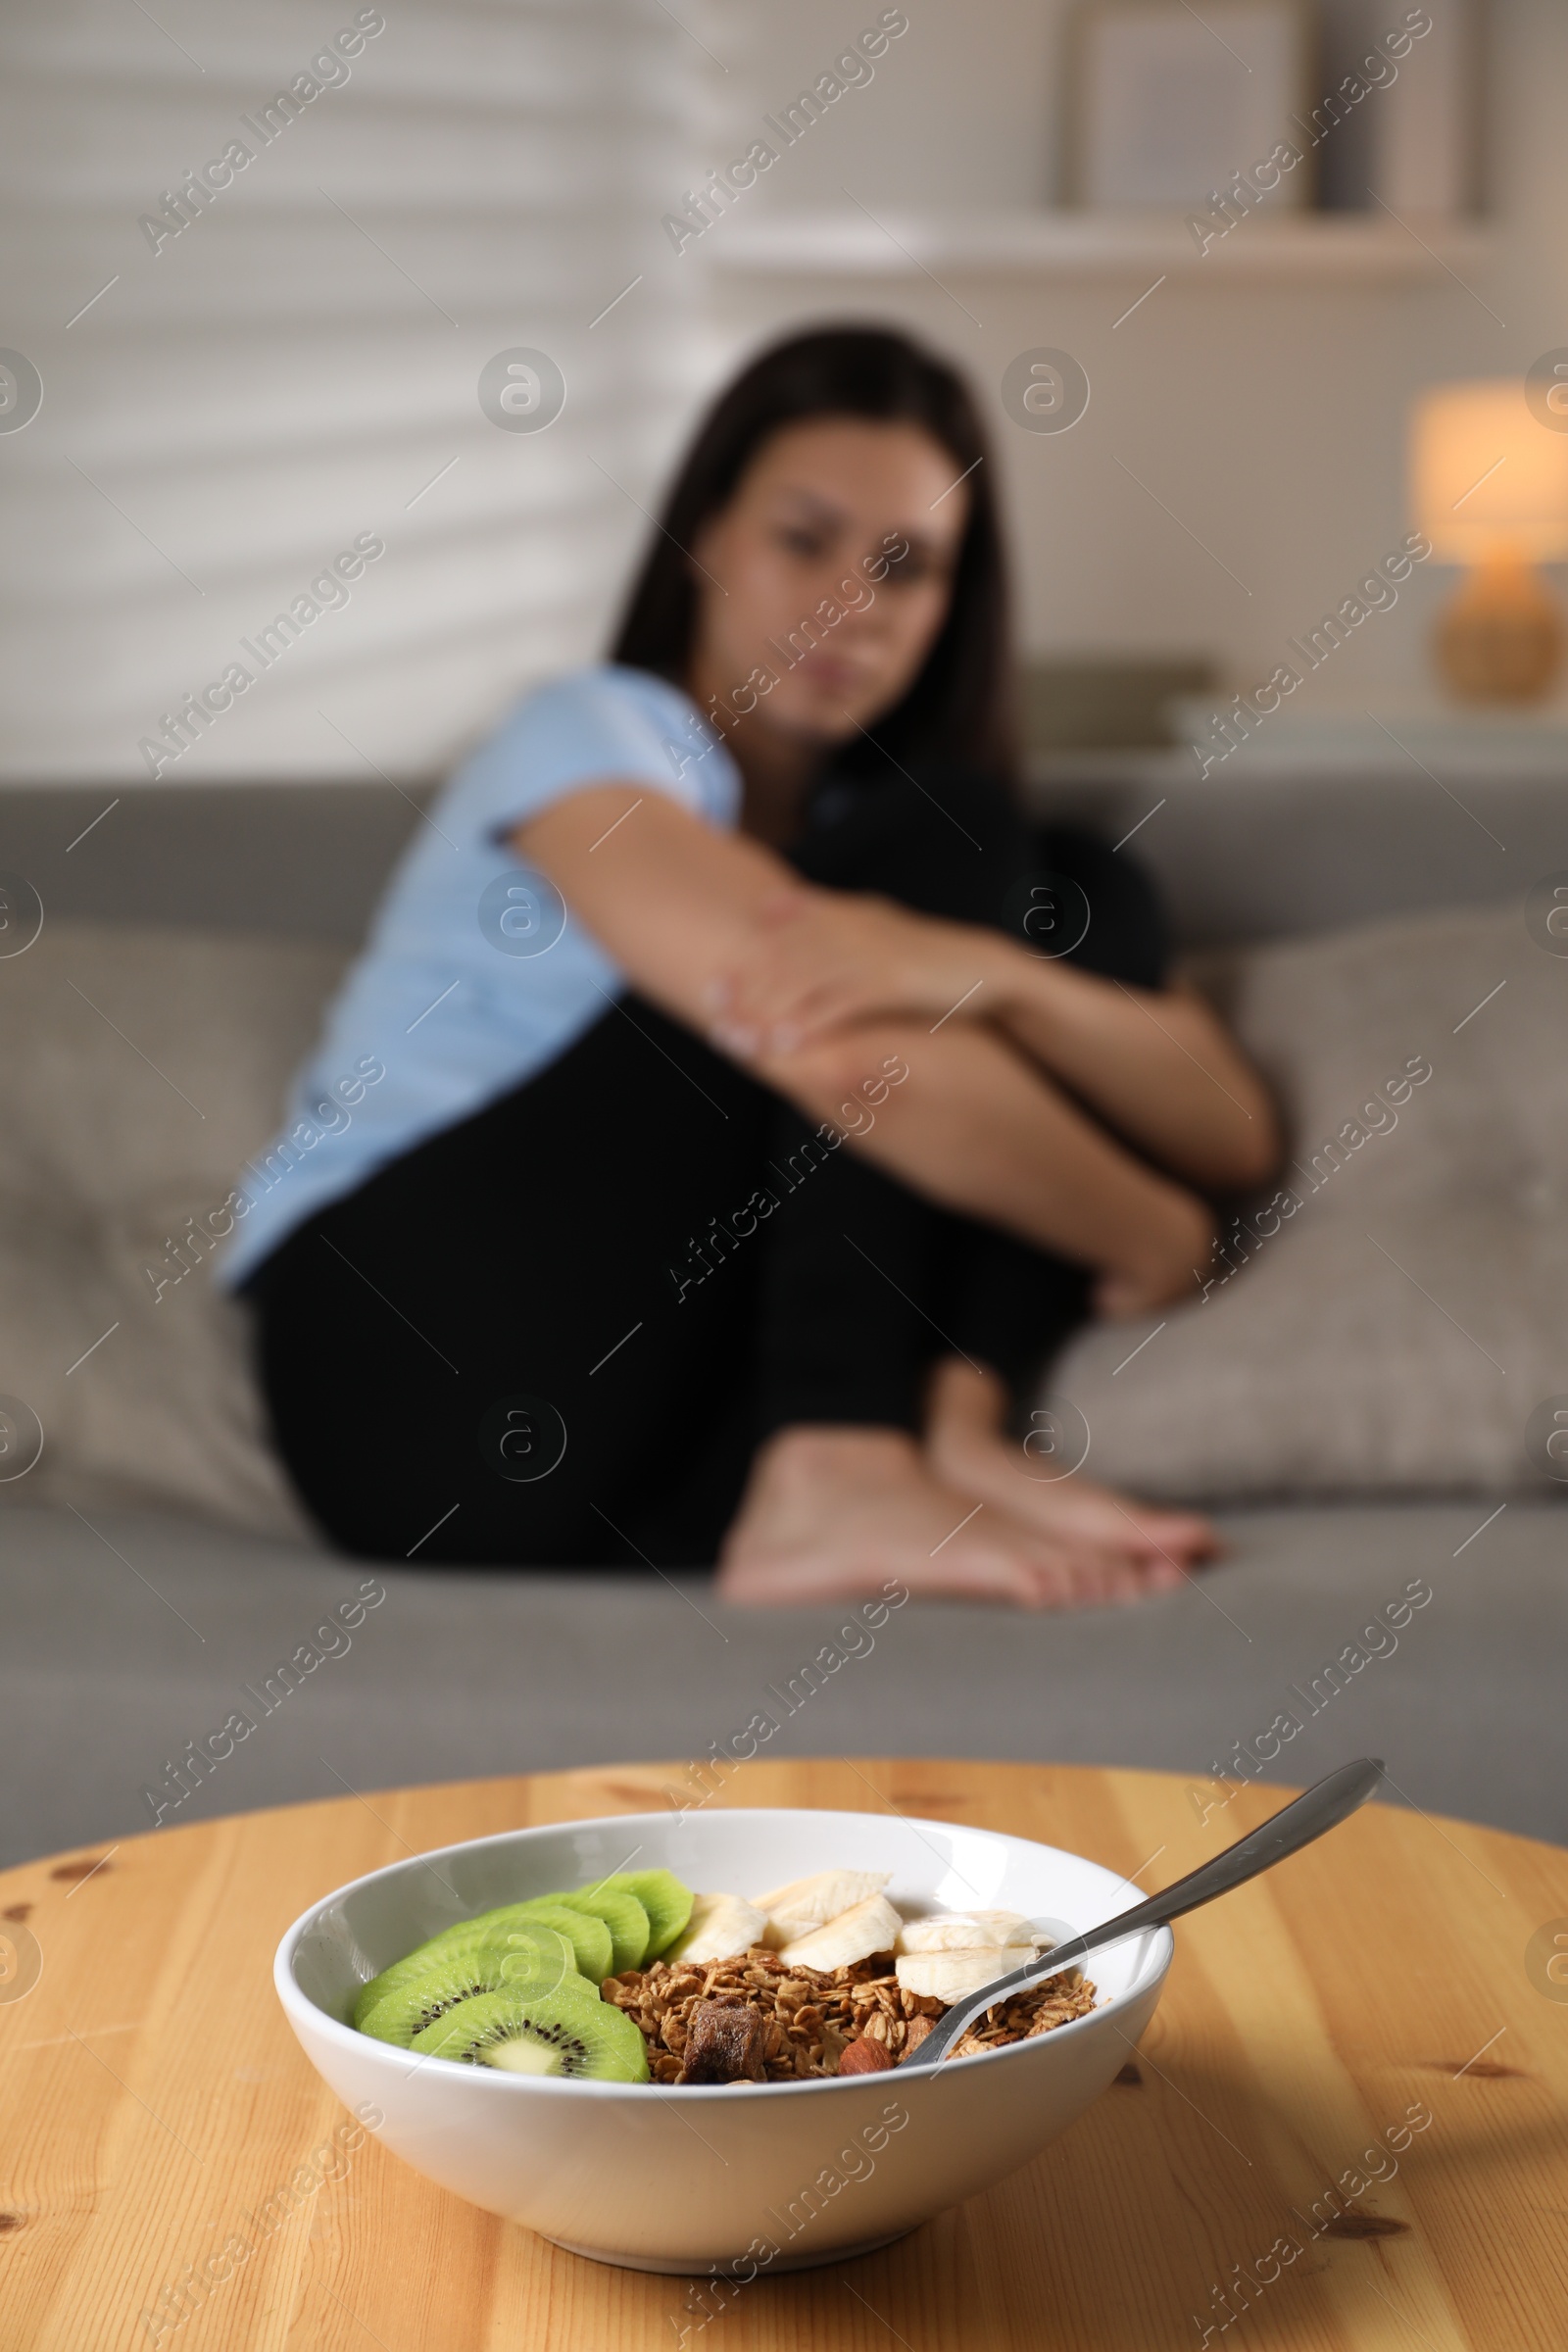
[904,1756,1384,2072]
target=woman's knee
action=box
[1040,822,1170,988]
[806,769,1030,925]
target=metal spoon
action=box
[901,1756,1385,2072]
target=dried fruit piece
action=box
[679,2000,768,2084]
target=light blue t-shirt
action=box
[220,664,738,1288]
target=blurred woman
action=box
[228,326,1277,1606]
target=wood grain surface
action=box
[1,1759,1565,2351]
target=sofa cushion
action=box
[1050,901,1568,1497]
[0,923,347,1538]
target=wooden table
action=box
[3,1760,1566,2350]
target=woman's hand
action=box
[704,886,1008,1057]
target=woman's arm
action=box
[511,782,803,1033]
[697,883,1279,1193]
[757,1012,1215,1310]
[981,958,1280,1194]
[513,783,1215,1307]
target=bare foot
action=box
[1092,1191,1216,1320]
[715,1426,1147,1611]
[924,1358,1220,1596]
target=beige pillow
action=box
[0,923,347,1537]
[1049,902,1568,1497]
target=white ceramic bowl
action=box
[275,1806,1171,2273]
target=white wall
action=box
[4,0,1565,785]
[0,0,706,782]
[700,0,1568,712]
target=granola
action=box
[948,1971,1097,2058]
[601,1946,1094,2082]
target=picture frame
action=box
[1067,0,1313,213]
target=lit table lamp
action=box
[1410,379,1568,703]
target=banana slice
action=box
[895,1910,1036,1954]
[665,1892,767,1965]
[778,1892,904,1971]
[895,1945,1035,2004]
[752,1869,892,1949]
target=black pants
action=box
[244,772,1168,1568]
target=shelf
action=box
[1163,700,1568,776]
[1024,702,1568,790]
[709,209,1493,285]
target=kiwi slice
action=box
[410,1984,650,2081]
[356,1924,580,2044]
[353,1907,591,2029]
[354,1931,476,2033]
[504,1900,613,1983]
[549,1886,650,1975]
[599,1870,693,1960]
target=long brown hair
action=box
[609,324,1018,787]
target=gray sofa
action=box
[2,769,1564,1871]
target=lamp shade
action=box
[1410,380,1568,564]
